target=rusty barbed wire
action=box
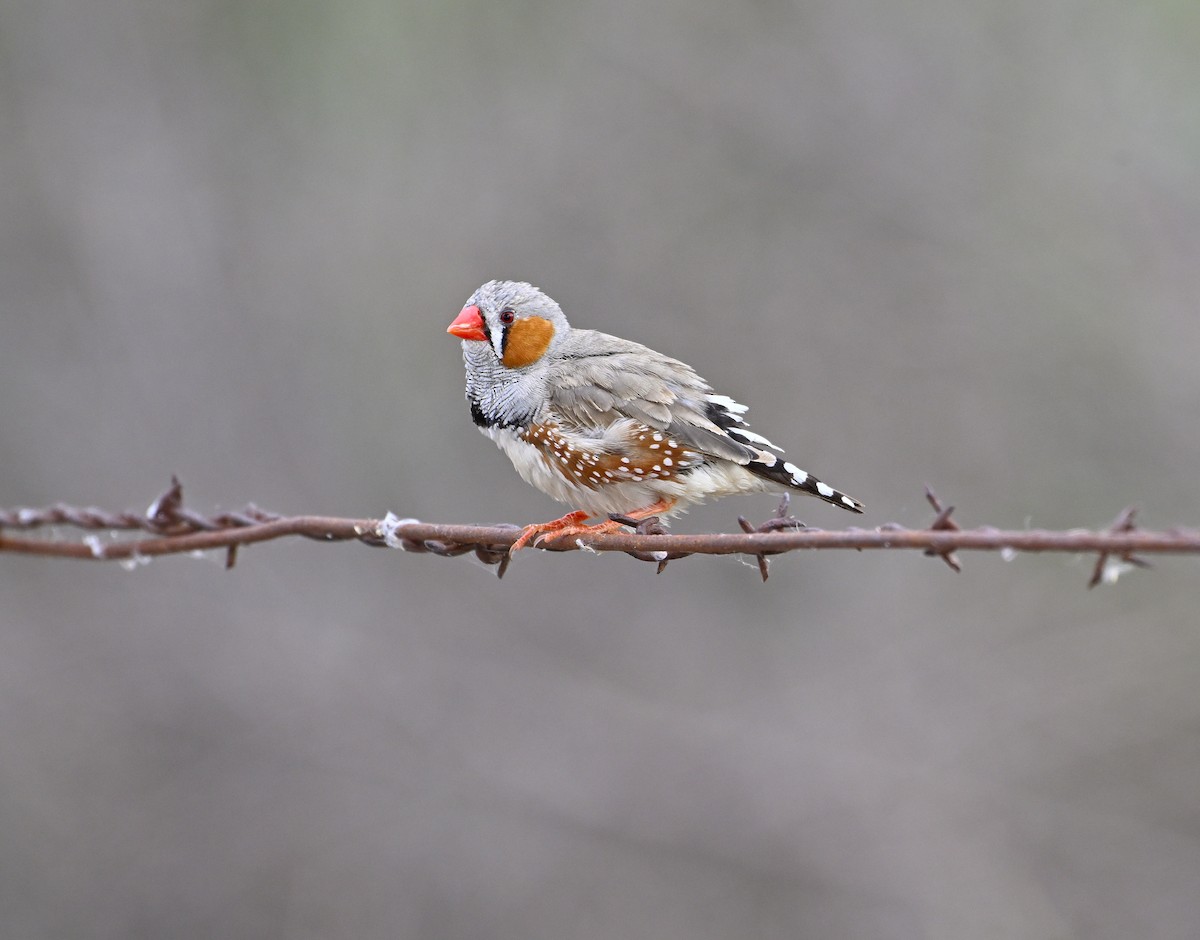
[1,478,1198,584]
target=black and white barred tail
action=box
[704,394,864,513]
[743,453,864,512]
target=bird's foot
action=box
[509,511,592,555]
[509,499,677,555]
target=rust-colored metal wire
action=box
[1,478,1196,584]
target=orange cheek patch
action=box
[502,316,556,369]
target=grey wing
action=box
[546,329,775,465]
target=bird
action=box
[447,280,864,553]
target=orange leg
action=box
[509,510,592,554]
[509,498,677,555]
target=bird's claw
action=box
[509,510,592,555]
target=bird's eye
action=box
[499,310,515,325]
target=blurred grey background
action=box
[1,0,1198,937]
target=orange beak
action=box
[447,305,487,342]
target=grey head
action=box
[464,280,570,366]
[453,280,572,429]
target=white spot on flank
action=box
[816,481,834,497]
[662,457,673,466]
[668,440,678,448]
[634,467,644,474]
[652,433,663,442]
[653,465,661,472]
[649,443,660,449]
[620,456,631,464]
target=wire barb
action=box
[1088,506,1150,589]
[923,485,963,573]
[736,493,810,581]
[608,512,691,573]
